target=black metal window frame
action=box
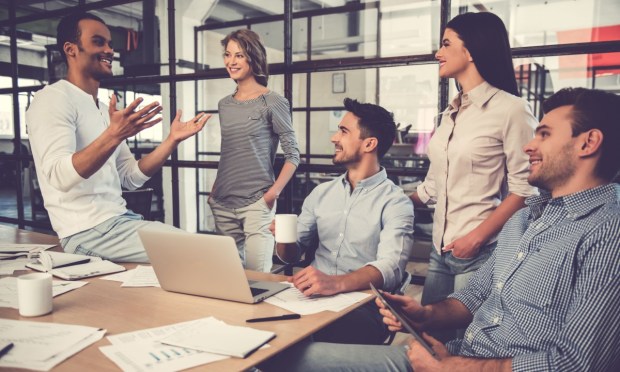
[1,0,619,231]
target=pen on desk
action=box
[0,342,14,359]
[246,314,301,323]
[55,258,91,269]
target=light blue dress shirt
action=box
[295,168,414,290]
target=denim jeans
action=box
[420,241,496,342]
[261,341,412,372]
[60,211,181,263]
[208,197,276,272]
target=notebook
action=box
[26,251,125,280]
[137,229,289,304]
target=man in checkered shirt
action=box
[263,88,620,371]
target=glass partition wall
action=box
[1,0,619,234]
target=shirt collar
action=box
[448,81,500,111]
[340,167,387,192]
[526,184,617,220]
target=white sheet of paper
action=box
[0,244,56,252]
[0,258,29,275]
[0,319,105,371]
[100,268,137,282]
[101,318,228,372]
[159,317,275,358]
[121,265,160,287]
[264,284,371,315]
[0,277,88,309]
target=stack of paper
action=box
[160,317,275,358]
[0,243,55,260]
[0,319,105,371]
[265,285,371,315]
[0,277,88,309]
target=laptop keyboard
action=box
[250,287,269,297]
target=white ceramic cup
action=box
[275,214,298,243]
[17,272,53,317]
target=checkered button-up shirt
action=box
[447,184,620,371]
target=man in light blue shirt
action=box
[275,98,414,344]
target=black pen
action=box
[0,342,14,359]
[246,314,301,323]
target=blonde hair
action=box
[221,29,269,87]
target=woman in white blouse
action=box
[410,12,538,341]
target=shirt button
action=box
[343,210,347,215]
[466,332,473,342]
[339,233,343,237]
[331,251,337,256]
[496,282,504,290]
[517,252,524,260]
[493,316,499,324]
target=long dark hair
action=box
[446,12,519,96]
[221,29,269,87]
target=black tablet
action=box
[370,282,437,357]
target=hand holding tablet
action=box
[370,283,437,358]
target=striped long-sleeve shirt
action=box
[447,184,620,371]
[212,91,300,209]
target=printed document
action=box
[120,265,160,287]
[264,284,371,315]
[0,318,105,371]
[160,317,275,358]
[100,318,228,372]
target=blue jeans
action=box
[421,241,496,341]
[261,341,412,372]
[60,211,182,263]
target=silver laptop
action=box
[137,228,289,304]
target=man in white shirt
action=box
[26,12,209,262]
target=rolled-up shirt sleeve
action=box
[449,248,496,314]
[27,88,84,192]
[502,101,537,198]
[417,162,438,205]
[365,194,414,290]
[270,96,300,167]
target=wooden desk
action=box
[0,226,370,371]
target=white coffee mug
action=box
[17,272,53,317]
[275,214,298,243]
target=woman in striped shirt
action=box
[208,29,300,272]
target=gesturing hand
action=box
[107,95,163,141]
[168,110,211,143]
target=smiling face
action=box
[68,19,114,81]
[435,28,472,80]
[224,40,253,82]
[524,105,578,192]
[330,112,366,166]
